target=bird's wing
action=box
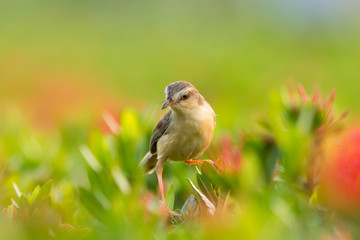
[149,110,172,154]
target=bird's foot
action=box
[185,159,221,171]
[160,202,181,217]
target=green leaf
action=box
[10,199,20,209]
[117,135,136,175]
[28,185,41,204]
[12,182,22,199]
[181,194,198,217]
[200,162,224,190]
[187,178,215,216]
[87,167,102,191]
[196,173,217,205]
[3,205,15,218]
[165,184,175,210]
[87,167,116,200]
[296,106,316,134]
[111,166,131,195]
[264,146,280,182]
[37,180,52,201]
[80,145,102,172]
[19,195,29,208]
[78,187,107,222]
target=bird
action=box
[140,81,218,215]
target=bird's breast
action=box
[157,104,215,161]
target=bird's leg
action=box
[155,162,180,217]
[185,159,221,170]
[156,165,166,203]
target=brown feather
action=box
[165,81,194,98]
[139,151,158,173]
[149,110,172,154]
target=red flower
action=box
[218,135,242,174]
[287,84,348,136]
[320,126,360,212]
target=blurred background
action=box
[1,0,360,131]
[1,1,360,239]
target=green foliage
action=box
[78,187,107,223]
[196,173,218,205]
[165,184,175,211]
[0,87,358,239]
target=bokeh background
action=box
[1,0,360,130]
[1,1,360,239]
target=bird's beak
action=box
[161,99,173,109]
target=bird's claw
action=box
[211,161,221,170]
[185,159,222,171]
[160,202,181,217]
[167,209,181,217]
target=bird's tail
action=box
[140,151,158,174]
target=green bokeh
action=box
[1,0,359,129]
[0,1,360,239]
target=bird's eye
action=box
[181,94,188,100]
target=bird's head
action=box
[161,81,204,111]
